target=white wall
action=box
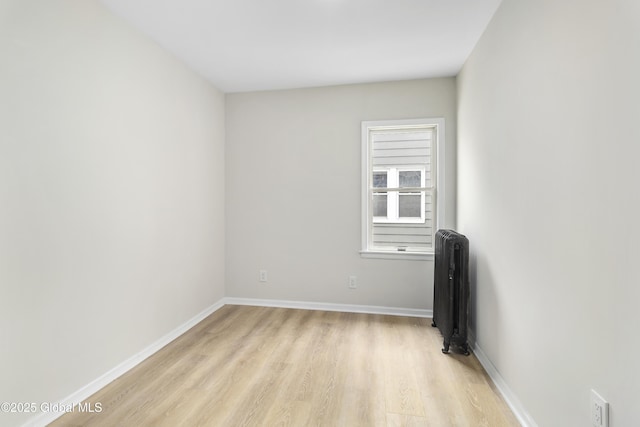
[226,79,456,309]
[0,1,225,426]
[457,0,640,425]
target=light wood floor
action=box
[51,305,519,426]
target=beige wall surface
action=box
[457,0,640,425]
[0,1,225,425]
[225,78,456,309]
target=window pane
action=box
[373,172,387,188]
[399,194,421,218]
[373,193,387,217]
[399,171,421,188]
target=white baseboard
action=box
[222,297,432,318]
[23,299,226,427]
[468,332,538,427]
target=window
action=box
[373,168,425,223]
[361,118,445,259]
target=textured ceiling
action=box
[100,0,503,93]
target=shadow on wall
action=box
[469,248,478,334]
[468,249,502,356]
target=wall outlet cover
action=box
[591,389,609,427]
[348,276,357,289]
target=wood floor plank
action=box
[382,317,426,417]
[386,413,429,427]
[50,305,520,427]
[335,313,387,427]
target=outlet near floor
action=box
[591,389,609,427]
[259,270,268,283]
[348,276,357,289]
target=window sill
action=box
[359,250,433,261]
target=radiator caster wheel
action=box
[442,342,450,354]
[461,344,470,356]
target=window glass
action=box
[399,170,421,188]
[373,171,387,188]
[372,194,388,217]
[399,194,422,218]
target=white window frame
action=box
[360,118,446,260]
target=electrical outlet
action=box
[591,390,609,427]
[348,276,357,289]
[259,270,268,283]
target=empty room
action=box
[1,0,639,426]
